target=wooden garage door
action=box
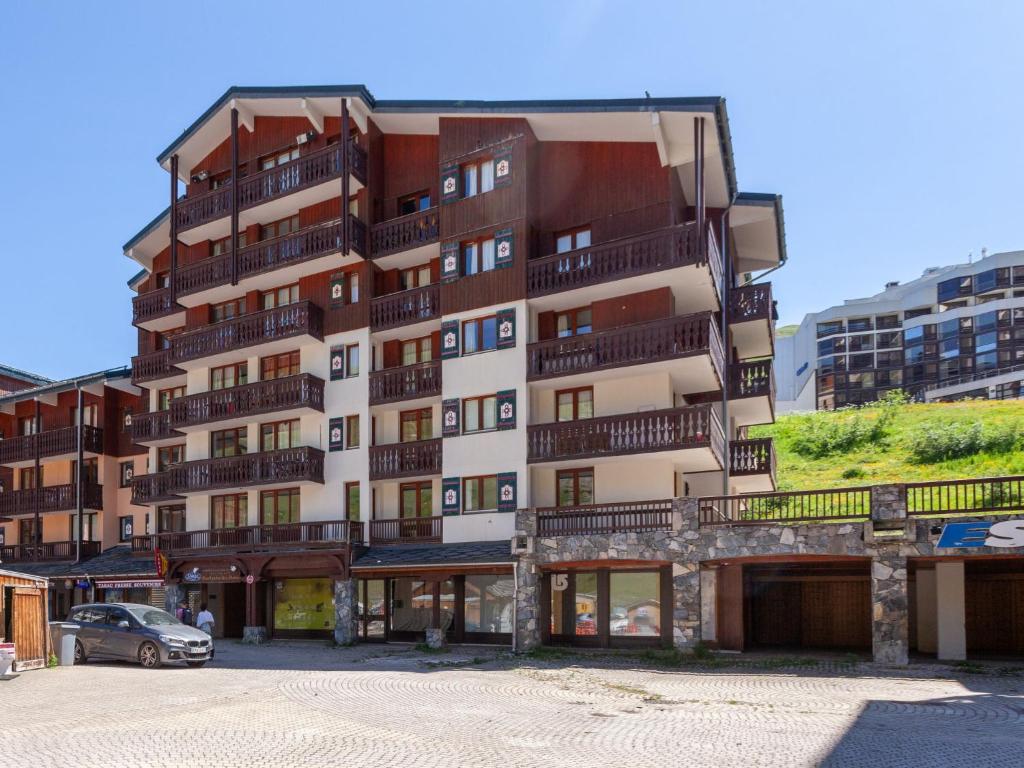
[13,588,46,670]
[966,578,1024,655]
[749,578,870,650]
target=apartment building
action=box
[0,368,159,618]
[777,250,1024,412]
[123,86,783,644]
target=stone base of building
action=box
[424,627,447,649]
[242,626,268,645]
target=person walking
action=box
[180,602,194,627]
[196,603,215,636]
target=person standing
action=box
[196,603,215,636]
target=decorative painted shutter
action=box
[442,477,461,516]
[329,346,345,380]
[440,320,460,359]
[496,390,516,430]
[441,241,460,283]
[493,147,512,188]
[441,162,460,203]
[494,228,513,269]
[442,399,461,436]
[328,418,345,452]
[329,272,346,307]
[496,308,516,350]
[497,472,517,512]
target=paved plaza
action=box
[1,642,1022,767]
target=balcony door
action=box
[400,409,432,443]
[556,387,594,422]
[557,468,594,508]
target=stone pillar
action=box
[333,578,357,646]
[871,549,909,665]
[163,583,181,616]
[935,561,966,661]
[700,565,718,643]
[515,557,541,651]
[242,578,268,644]
[672,561,702,649]
[870,484,907,527]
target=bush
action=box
[907,420,1021,463]
[788,409,889,458]
[841,467,866,479]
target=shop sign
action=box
[74,579,91,590]
[95,579,165,589]
[937,519,1024,548]
[182,567,243,583]
[552,574,568,591]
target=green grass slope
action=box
[750,395,1024,491]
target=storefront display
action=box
[273,578,335,634]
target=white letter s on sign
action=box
[985,520,1024,548]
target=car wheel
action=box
[138,641,161,669]
[74,640,86,665]
[186,661,206,668]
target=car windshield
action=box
[127,607,181,627]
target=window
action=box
[156,327,184,350]
[976,351,998,371]
[260,488,300,525]
[211,428,247,458]
[211,494,248,529]
[903,325,924,345]
[157,445,185,472]
[212,233,247,257]
[19,518,37,545]
[17,416,37,436]
[211,362,248,390]
[556,387,594,422]
[462,315,497,354]
[260,146,300,170]
[154,271,171,289]
[401,409,432,443]
[158,505,185,533]
[557,468,594,507]
[345,482,360,521]
[260,214,300,241]
[158,386,185,411]
[260,420,300,452]
[20,466,41,490]
[463,395,497,433]
[69,513,98,542]
[556,308,592,338]
[816,320,845,337]
[818,337,846,356]
[71,403,99,427]
[119,461,135,488]
[938,275,972,302]
[398,191,431,216]
[118,516,135,542]
[401,482,433,518]
[71,458,99,485]
[401,336,433,366]
[261,283,299,310]
[349,272,360,303]
[261,351,300,381]
[847,317,873,333]
[463,237,496,276]
[461,158,495,198]
[211,297,247,323]
[344,344,360,377]
[399,265,432,291]
[976,331,998,355]
[346,415,360,448]
[976,311,997,334]
[464,574,514,634]
[555,227,592,254]
[463,476,497,513]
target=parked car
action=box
[67,603,213,669]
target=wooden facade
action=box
[0,569,50,671]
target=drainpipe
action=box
[32,399,41,560]
[720,211,731,495]
[75,385,84,563]
[511,559,519,653]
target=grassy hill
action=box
[775,324,799,338]
[750,396,1024,491]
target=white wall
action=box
[530,459,676,508]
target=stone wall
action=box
[333,578,357,646]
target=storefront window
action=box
[609,572,661,637]
[273,578,335,632]
[362,580,386,638]
[390,579,434,633]
[439,579,455,632]
[464,575,514,634]
[574,573,598,636]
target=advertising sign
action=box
[936,519,1024,548]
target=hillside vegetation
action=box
[750,393,1024,491]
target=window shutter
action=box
[329,272,346,307]
[441,241,460,283]
[440,320,460,359]
[493,148,512,188]
[329,345,345,380]
[442,399,461,436]
[441,162,460,203]
[496,308,516,350]
[495,228,514,269]
[497,472,517,512]
[328,418,344,452]
[496,390,516,430]
[442,477,461,516]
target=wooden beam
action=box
[651,112,669,166]
[229,99,254,132]
[300,98,325,133]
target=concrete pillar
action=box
[935,561,966,661]
[333,578,358,646]
[163,583,181,616]
[915,568,937,654]
[672,561,702,649]
[871,550,908,665]
[514,557,541,651]
[700,565,718,643]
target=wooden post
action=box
[230,108,240,286]
[693,116,705,254]
[169,154,179,301]
[75,386,84,562]
[32,399,40,560]
[721,209,731,494]
[340,98,350,255]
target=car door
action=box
[73,606,108,657]
[99,607,137,660]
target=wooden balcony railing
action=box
[131,519,360,557]
[906,476,1024,516]
[0,540,101,563]
[730,359,775,400]
[132,286,179,326]
[176,447,324,495]
[170,374,325,429]
[369,438,442,480]
[536,500,674,536]
[527,404,723,464]
[729,438,776,478]
[0,482,104,516]
[730,282,774,323]
[527,312,723,382]
[176,140,368,232]
[698,486,871,526]
[369,284,440,332]
[130,410,177,444]
[368,361,441,405]
[172,301,323,364]
[0,425,104,465]
[131,349,182,384]
[370,208,440,259]
[368,516,443,544]
[130,472,180,505]
[526,223,706,298]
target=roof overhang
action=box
[731,192,786,273]
[0,367,138,413]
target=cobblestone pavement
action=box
[1,642,1022,767]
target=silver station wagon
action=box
[68,603,213,669]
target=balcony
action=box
[175,140,368,234]
[369,284,440,334]
[0,540,101,563]
[131,348,184,385]
[0,425,103,466]
[171,301,323,367]
[535,500,673,537]
[132,287,182,330]
[130,472,181,505]
[369,438,442,481]
[369,361,441,406]
[176,216,366,301]
[730,282,774,359]
[527,313,723,392]
[527,404,724,468]
[0,482,104,517]
[129,410,178,445]
[368,516,443,545]
[370,208,440,260]
[173,374,324,431]
[728,359,775,427]
[729,437,777,493]
[131,519,361,557]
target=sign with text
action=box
[936,519,1024,549]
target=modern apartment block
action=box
[122,86,783,644]
[777,249,1024,411]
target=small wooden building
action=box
[0,568,50,671]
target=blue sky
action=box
[2,1,1022,379]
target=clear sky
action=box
[2,0,1022,379]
